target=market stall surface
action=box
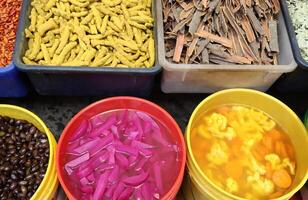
[1,88,307,199]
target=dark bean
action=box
[10,173,17,180]
[9,182,17,190]
[0,115,49,200]
[20,185,27,196]
[20,147,26,155]
[29,126,36,135]
[18,181,27,186]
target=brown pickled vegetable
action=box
[0,116,49,200]
[163,0,280,65]
[0,0,22,66]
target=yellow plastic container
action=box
[185,89,308,200]
[0,104,58,200]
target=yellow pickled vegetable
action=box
[23,0,155,67]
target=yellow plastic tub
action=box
[0,104,58,200]
[185,89,308,200]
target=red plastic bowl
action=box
[56,97,186,200]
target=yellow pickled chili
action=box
[190,105,297,200]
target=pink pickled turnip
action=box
[115,153,129,168]
[65,152,89,168]
[136,111,160,130]
[63,109,181,199]
[112,182,126,200]
[108,166,120,183]
[141,183,152,200]
[153,163,163,193]
[123,171,149,186]
[107,146,116,164]
[133,188,143,200]
[132,140,154,149]
[73,139,101,154]
[90,115,104,128]
[90,115,117,137]
[118,187,134,200]
[105,183,117,198]
[70,120,88,141]
[93,171,110,200]
[135,157,148,171]
[81,186,94,194]
[89,134,114,156]
[139,148,153,157]
[115,142,138,156]
[110,125,119,139]
[80,177,89,186]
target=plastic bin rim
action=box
[280,0,308,69]
[158,57,297,72]
[14,61,161,74]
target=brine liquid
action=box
[191,105,297,200]
[63,109,181,199]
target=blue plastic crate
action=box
[0,63,28,97]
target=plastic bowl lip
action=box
[0,63,15,73]
[57,96,186,200]
[186,88,308,200]
[0,104,55,200]
[305,110,308,130]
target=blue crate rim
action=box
[280,0,308,69]
[0,62,15,73]
[13,0,161,75]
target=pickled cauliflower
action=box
[206,141,229,165]
[205,113,236,140]
[265,154,296,175]
[226,178,238,193]
[251,178,275,196]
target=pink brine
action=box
[63,109,181,200]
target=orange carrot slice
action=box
[275,141,288,158]
[265,162,273,179]
[268,129,282,140]
[272,169,292,189]
[217,106,231,116]
[263,136,273,152]
[224,160,243,180]
[269,191,284,199]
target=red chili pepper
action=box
[0,0,22,66]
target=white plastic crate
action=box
[156,1,297,93]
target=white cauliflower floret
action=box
[265,154,296,175]
[206,142,229,165]
[251,178,275,196]
[265,154,281,169]
[282,158,296,175]
[205,113,228,130]
[226,178,238,193]
[196,124,211,139]
[248,173,274,196]
[205,113,236,140]
[250,156,266,175]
